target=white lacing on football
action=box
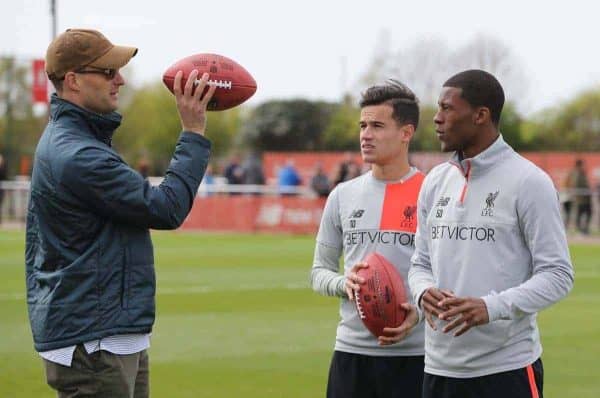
[374,271,382,298]
[355,291,366,319]
[194,79,232,89]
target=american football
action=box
[354,252,408,337]
[162,53,257,111]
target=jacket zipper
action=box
[450,160,472,205]
[459,160,471,204]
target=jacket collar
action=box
[449,134,514,177]
[49,94,122,146]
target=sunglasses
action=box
[73,67,118,79]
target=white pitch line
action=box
[572,271,600,278]
[0,283,308,302]
[0,292,24,301]
[158,282,307,295]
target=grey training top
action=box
[409,135,574,378]
[311,168,425,356]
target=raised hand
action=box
[173,70,217,135]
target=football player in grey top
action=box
[409,69,574,398]
[311,80,425,398]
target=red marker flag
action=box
[32,59,48,103]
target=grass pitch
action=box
[0,230,598,397]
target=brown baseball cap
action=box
[45,28,138,80]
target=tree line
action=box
[1,34,599,176]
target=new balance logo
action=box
[437,196,451,207]
[349,209,364,228]
[350,209,365,218]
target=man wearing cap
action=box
[26,29,216,397]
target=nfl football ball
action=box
[354,252,408,337]
[162,53,257,111]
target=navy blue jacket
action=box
[26,95,211,351]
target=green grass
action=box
[0,230,598,397]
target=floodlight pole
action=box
[50,0,57,39]
[3,57,15,176]
[47,0,57,105]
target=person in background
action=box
[333,151,359,186]
[278,158,302,195]
[200,163,216,197]
[0,154,6,224]
[137,158,150,180]
[203,163,215,185]
[561,180,573,229]
[345,161,363,180]
[242,152,266,195]
[224,152,245,195]
[568,159,592,235]
[310,161,331,197]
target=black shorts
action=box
[423,357,543,398]
[327,350,425,398]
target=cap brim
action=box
[89,45,138,69]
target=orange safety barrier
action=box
[263,151,600,188]
[181,195,327,234]
[181,151,600,233]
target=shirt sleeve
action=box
[482,169,575,321]
[310,187,346,297]
[315,186,343,249]
[408,173,436,309]
[310,242,346,297]
[62,132,211,230]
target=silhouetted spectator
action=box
[203,163,215,185]
[278,159,302,195]
[310,162,331,197]
[200,163,215,197]
[562,170,574,229]
[0,154,6,224]
[568,159,592,234]
[224,153,245,195]
[137,158,150,180]
[346,162,362,180]
[597,182,600,232]
[242,152,265,186]
[333,151,359,186]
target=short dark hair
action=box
[359,79,420,130]
[443,69,505,125]
[50,78,63,93]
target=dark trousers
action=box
[327,350,425,398]
[562,200,572,228]
[576,202,592,234]
[423,357,543,398]
[44,345,149,398]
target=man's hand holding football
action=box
[345,262,368,301]
[378,303,419,346]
